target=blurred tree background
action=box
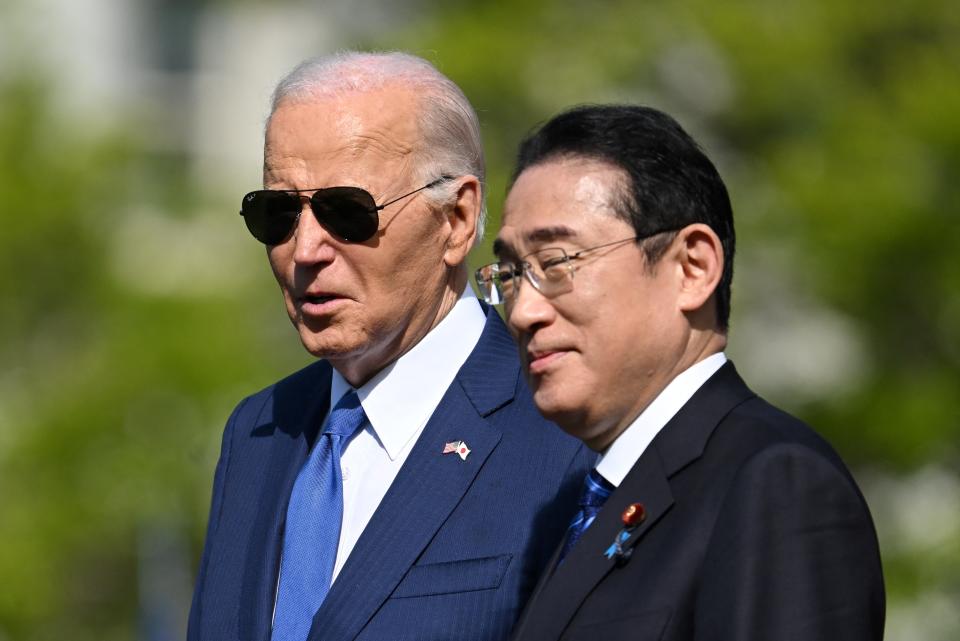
[1,0,957,639]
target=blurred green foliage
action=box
[0,78,304,639]
[1,0,958,639]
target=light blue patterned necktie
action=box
[558,468,614,563]
[271,391,366,641]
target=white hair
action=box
[269,50,487,245]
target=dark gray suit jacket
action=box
[512,362,884,641]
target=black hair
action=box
[513,104,735,330]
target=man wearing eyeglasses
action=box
[188,52,591,641]
[478,105,885,640]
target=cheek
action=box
[267,245,292,282]
[570,291,640,375]
[381,235,447,293]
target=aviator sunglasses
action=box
[240,175,453,244]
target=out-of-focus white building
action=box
[2,0,422,302]
[2,0,407,192]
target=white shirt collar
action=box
[329,287,487,460]
[596,352,727,487]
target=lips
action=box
[296,290,347,315]
[526,346,569,375]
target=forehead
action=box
[264,86,420,180]
[496,157,631,255]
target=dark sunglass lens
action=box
[310,187,379,242]
[240,191,300,244]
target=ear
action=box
[675,223,723,316]
[442,175,482,268]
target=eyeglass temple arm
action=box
[375,175,456,210]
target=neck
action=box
[584,328,726,452]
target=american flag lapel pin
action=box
[442,440,471,461]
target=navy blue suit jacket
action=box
[189,307,591,641]
[511,362,885,641]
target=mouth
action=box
[526,348,568,375]
[296,292,347,315]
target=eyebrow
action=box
[493,226,579,258]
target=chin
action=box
[296,326,361,360]
[531,388,586,429]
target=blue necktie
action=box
[271,391,366,641]
[558,468,614,563]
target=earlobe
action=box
[677,224,723,314]
[443,176,481,267]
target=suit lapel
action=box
[238,363,332,641]
[610,364,755,557]
[601,364,755,560]
[308,309,517,641]
[514,362,757,640]
[514,451,675,640]
[651,362,755,476]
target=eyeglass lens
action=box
[476,248,575,304]
[240,186,380,244]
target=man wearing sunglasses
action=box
[188,52,590,641]
[480,105,885,640]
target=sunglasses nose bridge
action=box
[283,193,311,240]
[298,192,341,243]
[289,194,341,259]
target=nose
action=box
[291,198,337,265]
[505,273,556,336]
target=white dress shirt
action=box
[595,353,727,487]
[326,287,486,581]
